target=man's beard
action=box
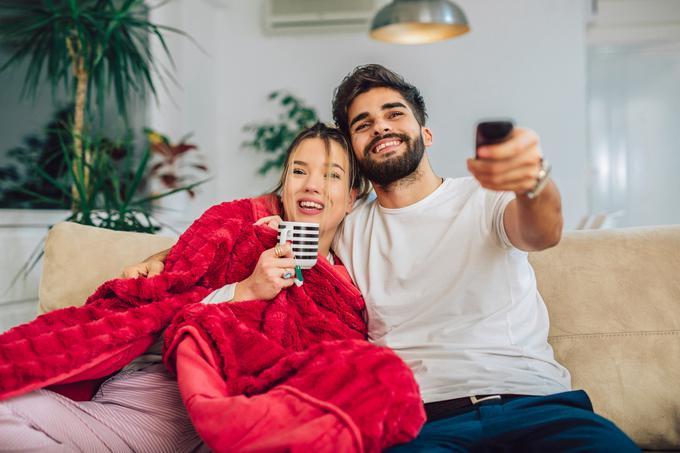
[358,132,425,187]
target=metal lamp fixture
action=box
[370,0,470,44]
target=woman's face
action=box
[281,137,355,235]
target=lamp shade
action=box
[370,0,470,44]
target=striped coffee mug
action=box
[277,221,319,269]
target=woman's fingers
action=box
[243,242,300,299]
[277,268,296,288]
[254,215,276,226]
[265,259,296,276]
[254,215,283,230]
[267,243,295,260]
[280,277,296,288]
[280,268,295,279]
[279,245,295,259]
[273,258,297,269]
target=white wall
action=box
[150,0,589,228]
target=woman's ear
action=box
[346,189,358,214]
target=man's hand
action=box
[467,127,542,195]
[467,127,563,251]
[120,248,171,278]
[121,260,165,279]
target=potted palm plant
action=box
[0,0,200,231]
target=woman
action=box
[0,123,424,452]
[198,122,370,304]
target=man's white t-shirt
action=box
[333,177,571,403]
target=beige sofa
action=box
[39,222,680,451]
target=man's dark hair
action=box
[332,64,427,137]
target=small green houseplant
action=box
[242,91,320,175]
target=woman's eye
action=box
[292,168,305,175]
[325,172,342,180]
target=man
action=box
[126,65,639,452]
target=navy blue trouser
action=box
[389,390,640,452]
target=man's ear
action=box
[422,126,433,147]
[346,189,358,214]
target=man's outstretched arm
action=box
[467,127,563,252]
[502,181,563,251]
[121,247,172,278]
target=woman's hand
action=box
[233,243,296,301]
[254,215,283,231]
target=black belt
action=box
[424,394,527,422]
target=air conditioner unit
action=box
[264,0,384,34]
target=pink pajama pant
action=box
[0,364,207,452]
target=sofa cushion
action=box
[39,222,177,314]
[529,225,680,451]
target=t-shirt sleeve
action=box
[485,189,516,249]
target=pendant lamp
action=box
[370,0,470,44]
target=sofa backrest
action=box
[529,225,680,450]
[38,222,680,450]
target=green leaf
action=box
[32,164,71,198]
[130,177,210,205]
[9,185,65,207]
[121,146,150,208]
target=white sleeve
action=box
[485,190,516,249]
[200,283,237,304]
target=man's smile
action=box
[373,139,403,155]
[365,133,409,158]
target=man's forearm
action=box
[505,180,563,251]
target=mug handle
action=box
[278,226,293,245]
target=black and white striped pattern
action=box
[278,222,319,269]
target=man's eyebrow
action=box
[383,102,407,110]
[349,112,368,129]
[349,102,408,129]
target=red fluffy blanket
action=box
[0,196,424,451]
